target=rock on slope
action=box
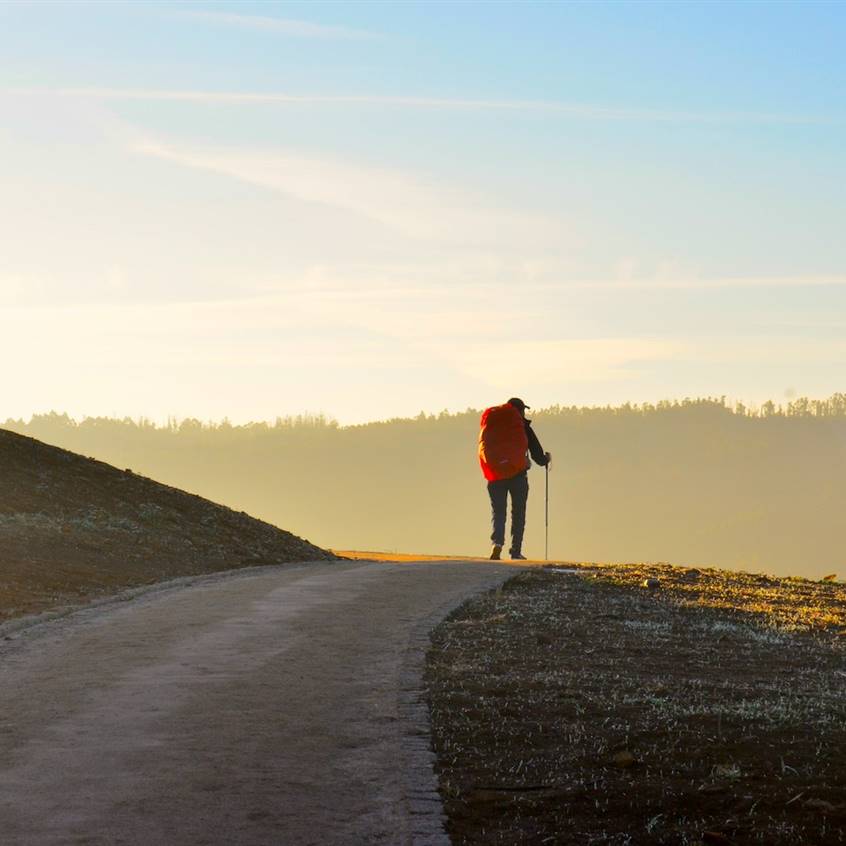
[0,428,335,622]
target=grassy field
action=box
[426,562,846,845]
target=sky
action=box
[1,0,845,424]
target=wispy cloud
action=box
[174,10,377,40]
[682,336,846,366]
[0,291,677,422]
[455,338,682,388]
[4,87,838,125]
[131,138,569,247]
[547,274,846,290]
[6,283,846,422]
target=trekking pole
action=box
[545,463,549,561]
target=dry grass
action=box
[581,561,846,634]
[426,563,846,845]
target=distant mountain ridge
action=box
[0,429,334,622]
[5,396,846,577]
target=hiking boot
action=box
[510,552,527,560]
[489,544,502,560]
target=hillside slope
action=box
[0,429,334,622]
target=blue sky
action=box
[1,0,845,423]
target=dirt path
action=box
[0,559,513,846]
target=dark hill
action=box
[0,429,334,622]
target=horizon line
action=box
[6,392,845,430]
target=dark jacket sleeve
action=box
[525,421,549,466]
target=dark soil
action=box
[426,564,846,845]
[0,428,335,622]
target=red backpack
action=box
[478,404,529,481]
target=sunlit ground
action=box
[336,551,846,633]
[335,549,545,565]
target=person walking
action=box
[478,397,551,561]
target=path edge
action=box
[0,559,343,644]
[397,565,518,846]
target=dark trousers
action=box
[487,472,529,555]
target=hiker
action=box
[478,397,551,560]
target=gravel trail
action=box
[0,559,512,845]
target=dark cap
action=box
[507,397,530,411]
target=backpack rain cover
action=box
[478,404,530,481]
